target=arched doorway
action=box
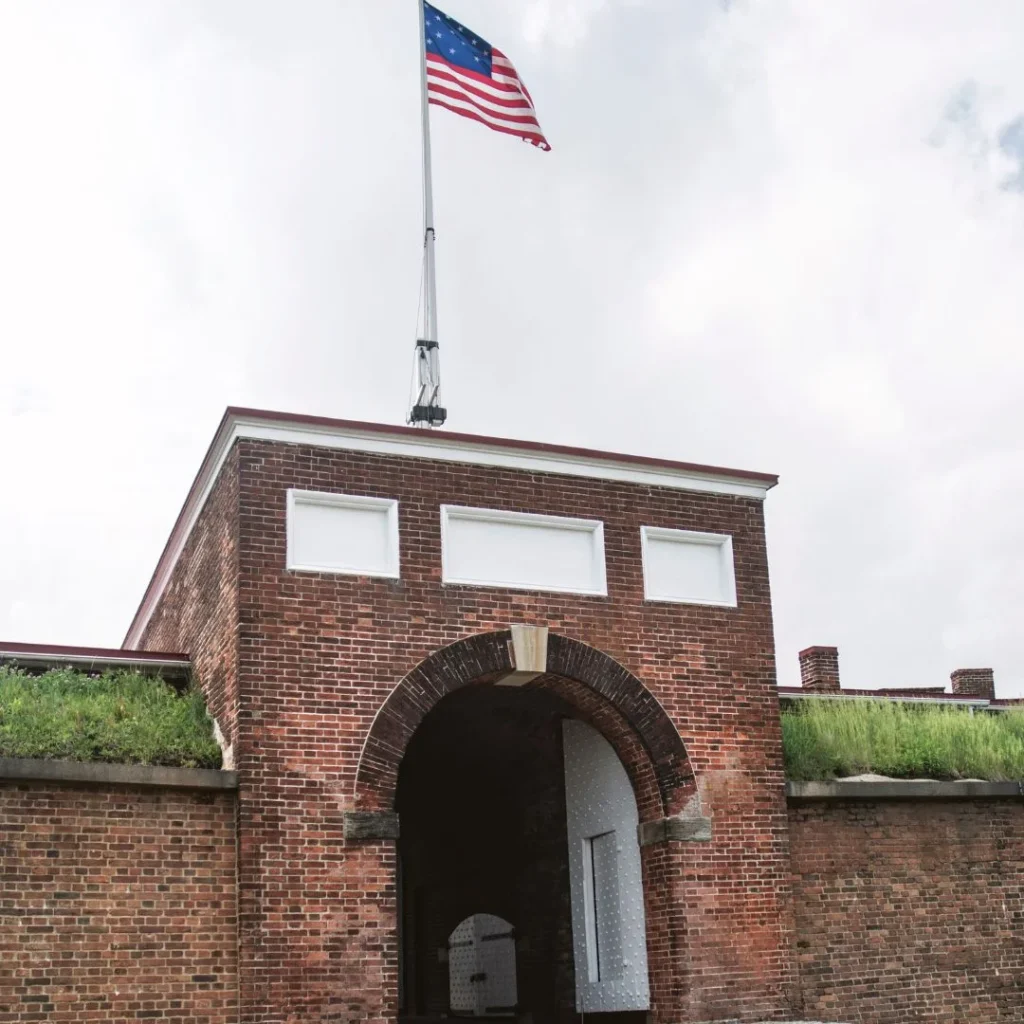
[356,630,692,819]
[395,684,659,1022]
[356,631,695,1024]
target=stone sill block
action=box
[787,779,1023,801]
[0,756,238,790]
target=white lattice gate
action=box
[448,913,518,1017]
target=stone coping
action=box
[787,778,1023,801]
[0,757,237,790]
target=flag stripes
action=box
[423,4,550,151]
[425,54,549,149]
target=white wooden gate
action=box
[563,719,650,1013]
[448,913,518,1017]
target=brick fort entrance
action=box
[131,409,794,1023]
[374,631,693,1021]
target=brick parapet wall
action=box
[0,779,238,1024]
[231,439,794,1023]
[789,796,1024,1023]
[140,436,796,1022]
[139,445,241,751]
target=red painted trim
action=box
[778,685,989,702]
[224,407,780,485]
[0,641,189,662]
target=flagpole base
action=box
[409,403,448,427]
[409,338,446,427]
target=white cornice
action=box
[232,413,775,498]
[124,411,775,648]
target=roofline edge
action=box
[123,406,779,648]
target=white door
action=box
[563,719,651,1013]
[449,913,518,1016]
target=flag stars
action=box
[424,8,498,81]
[422,7,549,150]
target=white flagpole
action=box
[410,0,446,425]
[418,0,437,345]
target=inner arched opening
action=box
[396,681,652,1024]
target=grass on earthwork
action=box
[0,665,222,768]
[782,697,1024,782]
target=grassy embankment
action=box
[5,665,1023,780]
[0,666,221,769]
[782,697,1024,782]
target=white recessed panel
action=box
[641,526,736,606]
[441,506,607,596]
[287,490,399,577]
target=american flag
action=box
[423,2,550,152]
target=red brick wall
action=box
[0,780,238,1023]
[140,445,240,750]
[789,797,1024,1023]
[142,437,796,1022]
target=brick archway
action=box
[354,629,693,821]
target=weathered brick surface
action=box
[0,781,238,1023]
[141,445,240,750]
[950,667,996,700]
[358,634,690,824]
[140,436,796,1022]
[7,425,1020,1024]
[789,797,1024,1023]
[798,647,840,694]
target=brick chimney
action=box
[950,667,995,701]
[799,646,841,694]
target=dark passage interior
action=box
[397,684,576,1022]
[396,683,650,1024]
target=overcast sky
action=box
[2,0,1023,696]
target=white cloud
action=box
[1,0,1024,696]
[522,0,611,49]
